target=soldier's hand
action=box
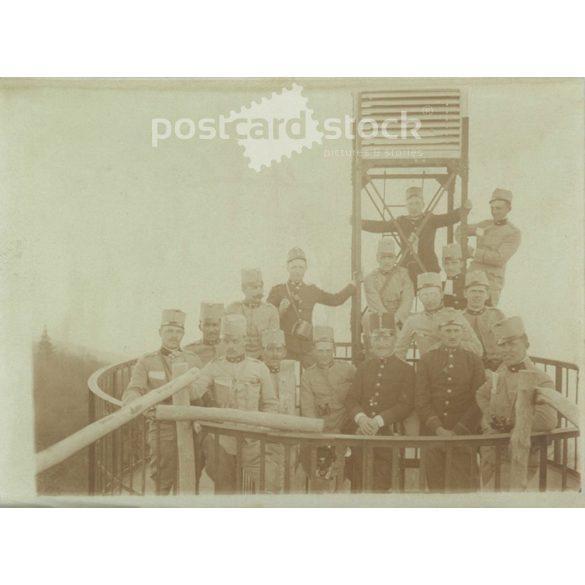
[436,427,455,437]
[358,416,379,436]
[279,298,291,313]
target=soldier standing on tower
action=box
[393,272,483,362]
[457,188,521,306]
[362,186,472,284]
[184,302,226,365]
[461,271,505,371]
[226,268,280,359]
[363,237,414,336]
[267,247,356,367]
[122,309,202,495]
[441,243,466,310]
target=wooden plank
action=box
[171,362,196,494]
[535,385,580,428]
[36,365,202,474]
[156,405,324,433]
[509,387,535,490]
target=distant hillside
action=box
[34,330,106,495]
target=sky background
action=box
[1,78,584,365]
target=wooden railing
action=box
[53,346,579,496]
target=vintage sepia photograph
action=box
[0,77,583,504]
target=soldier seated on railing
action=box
[345,313,415,493]
[415,308,486,492]
[476,317,558,490]
[122,309,203,495]
[300,326,356,492]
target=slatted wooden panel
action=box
[358,89,464,161]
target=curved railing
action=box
[84,348,581,495]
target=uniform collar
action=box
[425,304,444,316]
[494,219,508,226]
[318,361,335,369]
[226,354,246,364]
[160,346,181,357]
[244,300,261,309]
[465,306,485,316]
[288,279,303,288]
[203,338,220,346]
[268,365,280,374]
[507,360,528,373]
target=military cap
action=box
[287,247,307,263]
[161,309,186,329]
[437,308,466,329]
[313,325,335,343]
[405,186,423,200]
[262,328,286,348]
[241,268,263,286]
[493,316,526,345]
[442,243,462,260]
[464,270,490,289]
[489,188,513,204]
[221,314,247,337]
[200,302,224,321]
[368,312,395,334]
[417,272,442,291]
[377,237,396,256]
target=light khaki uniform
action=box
[226,301,280,358]
[460,219,521,306]
[363,265,414,334]
[123,349,202,494]
[393,308,483,362]
[190,356,279,493]
[476,359,557,489]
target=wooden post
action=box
[171,362,196,494]
[509,387,535,490]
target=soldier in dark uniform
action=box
[267,247,356,367]
[345,313,415,492]
[441,243,466,310]
[362,186,472,284]
[184,302,226,365]
[415,308,486,492]
[122,309,202,495]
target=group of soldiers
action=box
[122,185,557,494]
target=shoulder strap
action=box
[158,350,173,383]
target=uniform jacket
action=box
[191,356,279,455]
[460,219,521,289]
[442,273,466,310]
[393,307,483,361]
[300,359,356,432]
[476,358,557,433]
[123,348,202,404]
[462,306,505,362]
[362,209,464,273]
[225,301,279,359]
[345,355,414,432]
[267,280,354,355]
[415,346,486,434]
[268,359,299,416]
[183,339,226,366]
[363,266,414,324]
